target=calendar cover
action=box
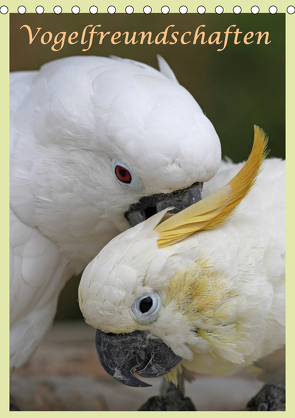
[4,0,291,413]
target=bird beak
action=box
[95,329,182,387]
[125,181,203,227]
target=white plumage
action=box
[79,132,285,394]
[10,56,221,371]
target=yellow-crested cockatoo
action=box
[10,55,221,372]
[79,127,285,411]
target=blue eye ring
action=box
[112,160,142,191]
[130,293,162,325]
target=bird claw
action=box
[138,394,196,411]
[247,384,285,411]
[138,380,196,411]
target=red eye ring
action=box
[115,165,132,184]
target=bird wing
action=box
[10,208,68,370]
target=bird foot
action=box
[138,381,196,411]
[247,384,285,411]
[138,393,196,411]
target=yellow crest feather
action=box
[155,126,268,247]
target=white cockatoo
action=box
[79,127,285,411]
[10,55,221,372]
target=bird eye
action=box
[139,297,153,313]
[115,165,132,184]
[130,293,162,325]
[112,160,142,191]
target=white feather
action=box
[10,55,221,370]
[79,158,285,383]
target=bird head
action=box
[78,127,268,387]
[11,56,221,253]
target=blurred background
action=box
[10,13,285,322]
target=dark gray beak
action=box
[95,329,182,387]
[125,181,203,227]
